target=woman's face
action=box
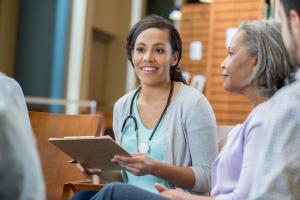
[220,30,257,93]
[132,27,178,87]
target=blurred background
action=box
[0,0,276,129]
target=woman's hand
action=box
[111,153,159,176]
[155,183,212,200]
[155,183,189,200]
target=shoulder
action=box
[263,81,300,124]
[171,83,216,124]
[248,101,271,122]
[114,90,136,108]
[176,83,210,107]
[264,81,300,130]
[113,90,137,115]
[241,101,271,138]
[270,81,300,109]
[0,73,24,112]
[0,73,22,94]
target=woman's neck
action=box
[242,84,268,107]
[139,81,172,103]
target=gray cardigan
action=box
[113,83,218,193]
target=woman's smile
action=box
[141,66,158,73]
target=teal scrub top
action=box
[121,95,173,193]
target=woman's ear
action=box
[253,56,258,67]
[290,10,300,38]
[171,51,179,67]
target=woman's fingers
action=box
[112,154,145,164]
[112,155,139,163]
[118,161,142,170]
[155,183,168,192]
[76,163,102,176]
[113,154,158,176]
[76,163,84,172]
[120,164,141,175]
[85,168,102,175]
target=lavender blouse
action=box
[211,101,270,200]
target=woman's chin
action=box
[222,84,236,93]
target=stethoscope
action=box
[120,81,174,154]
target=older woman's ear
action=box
[254,56,258,66]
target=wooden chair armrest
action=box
[62,180,104,200]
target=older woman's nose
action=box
[220,58,226,69]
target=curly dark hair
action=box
[126,15,186,84]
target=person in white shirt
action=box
[0,73,45,200]
[249,0,300,199]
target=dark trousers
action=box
[71,182,169,200]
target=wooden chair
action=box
[62,180,104,200]
[29,111,103,200]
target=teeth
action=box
[142,67,156,72]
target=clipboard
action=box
[48,136,130,170]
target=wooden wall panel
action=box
[180,0,264,125]
[179,4,211,77]
[206,0,264,125]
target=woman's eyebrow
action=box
[136,42,166,46]
[135,42,146,46]
[153,43,166,46]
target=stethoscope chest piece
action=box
[138,141,150,154]
[121,81,174,154]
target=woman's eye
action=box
[136,48,145,53]
[155,48,165,54]
[228,51,234,56]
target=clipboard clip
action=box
[68,160,78,164]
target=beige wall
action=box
[104,0,132,108]
[0,0,19,76]
[81,0,133,112]
[93,0,119,35]
[80,0,95,105]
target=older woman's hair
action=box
[239,20,295,97]
[126,15,186,83]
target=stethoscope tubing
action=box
[120,81,174,152]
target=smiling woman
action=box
[131,27,177,87]
[71,15,218,200]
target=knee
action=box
[71,190,97,200]
[101,182,137,196]
[103,182,125,191]
[91,182,126,199]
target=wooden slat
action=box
[211,102,252,112]
[180,3,211,78]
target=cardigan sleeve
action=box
[186,95,218,192]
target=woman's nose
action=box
[220,58,227,69]
[143,51,154,62]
